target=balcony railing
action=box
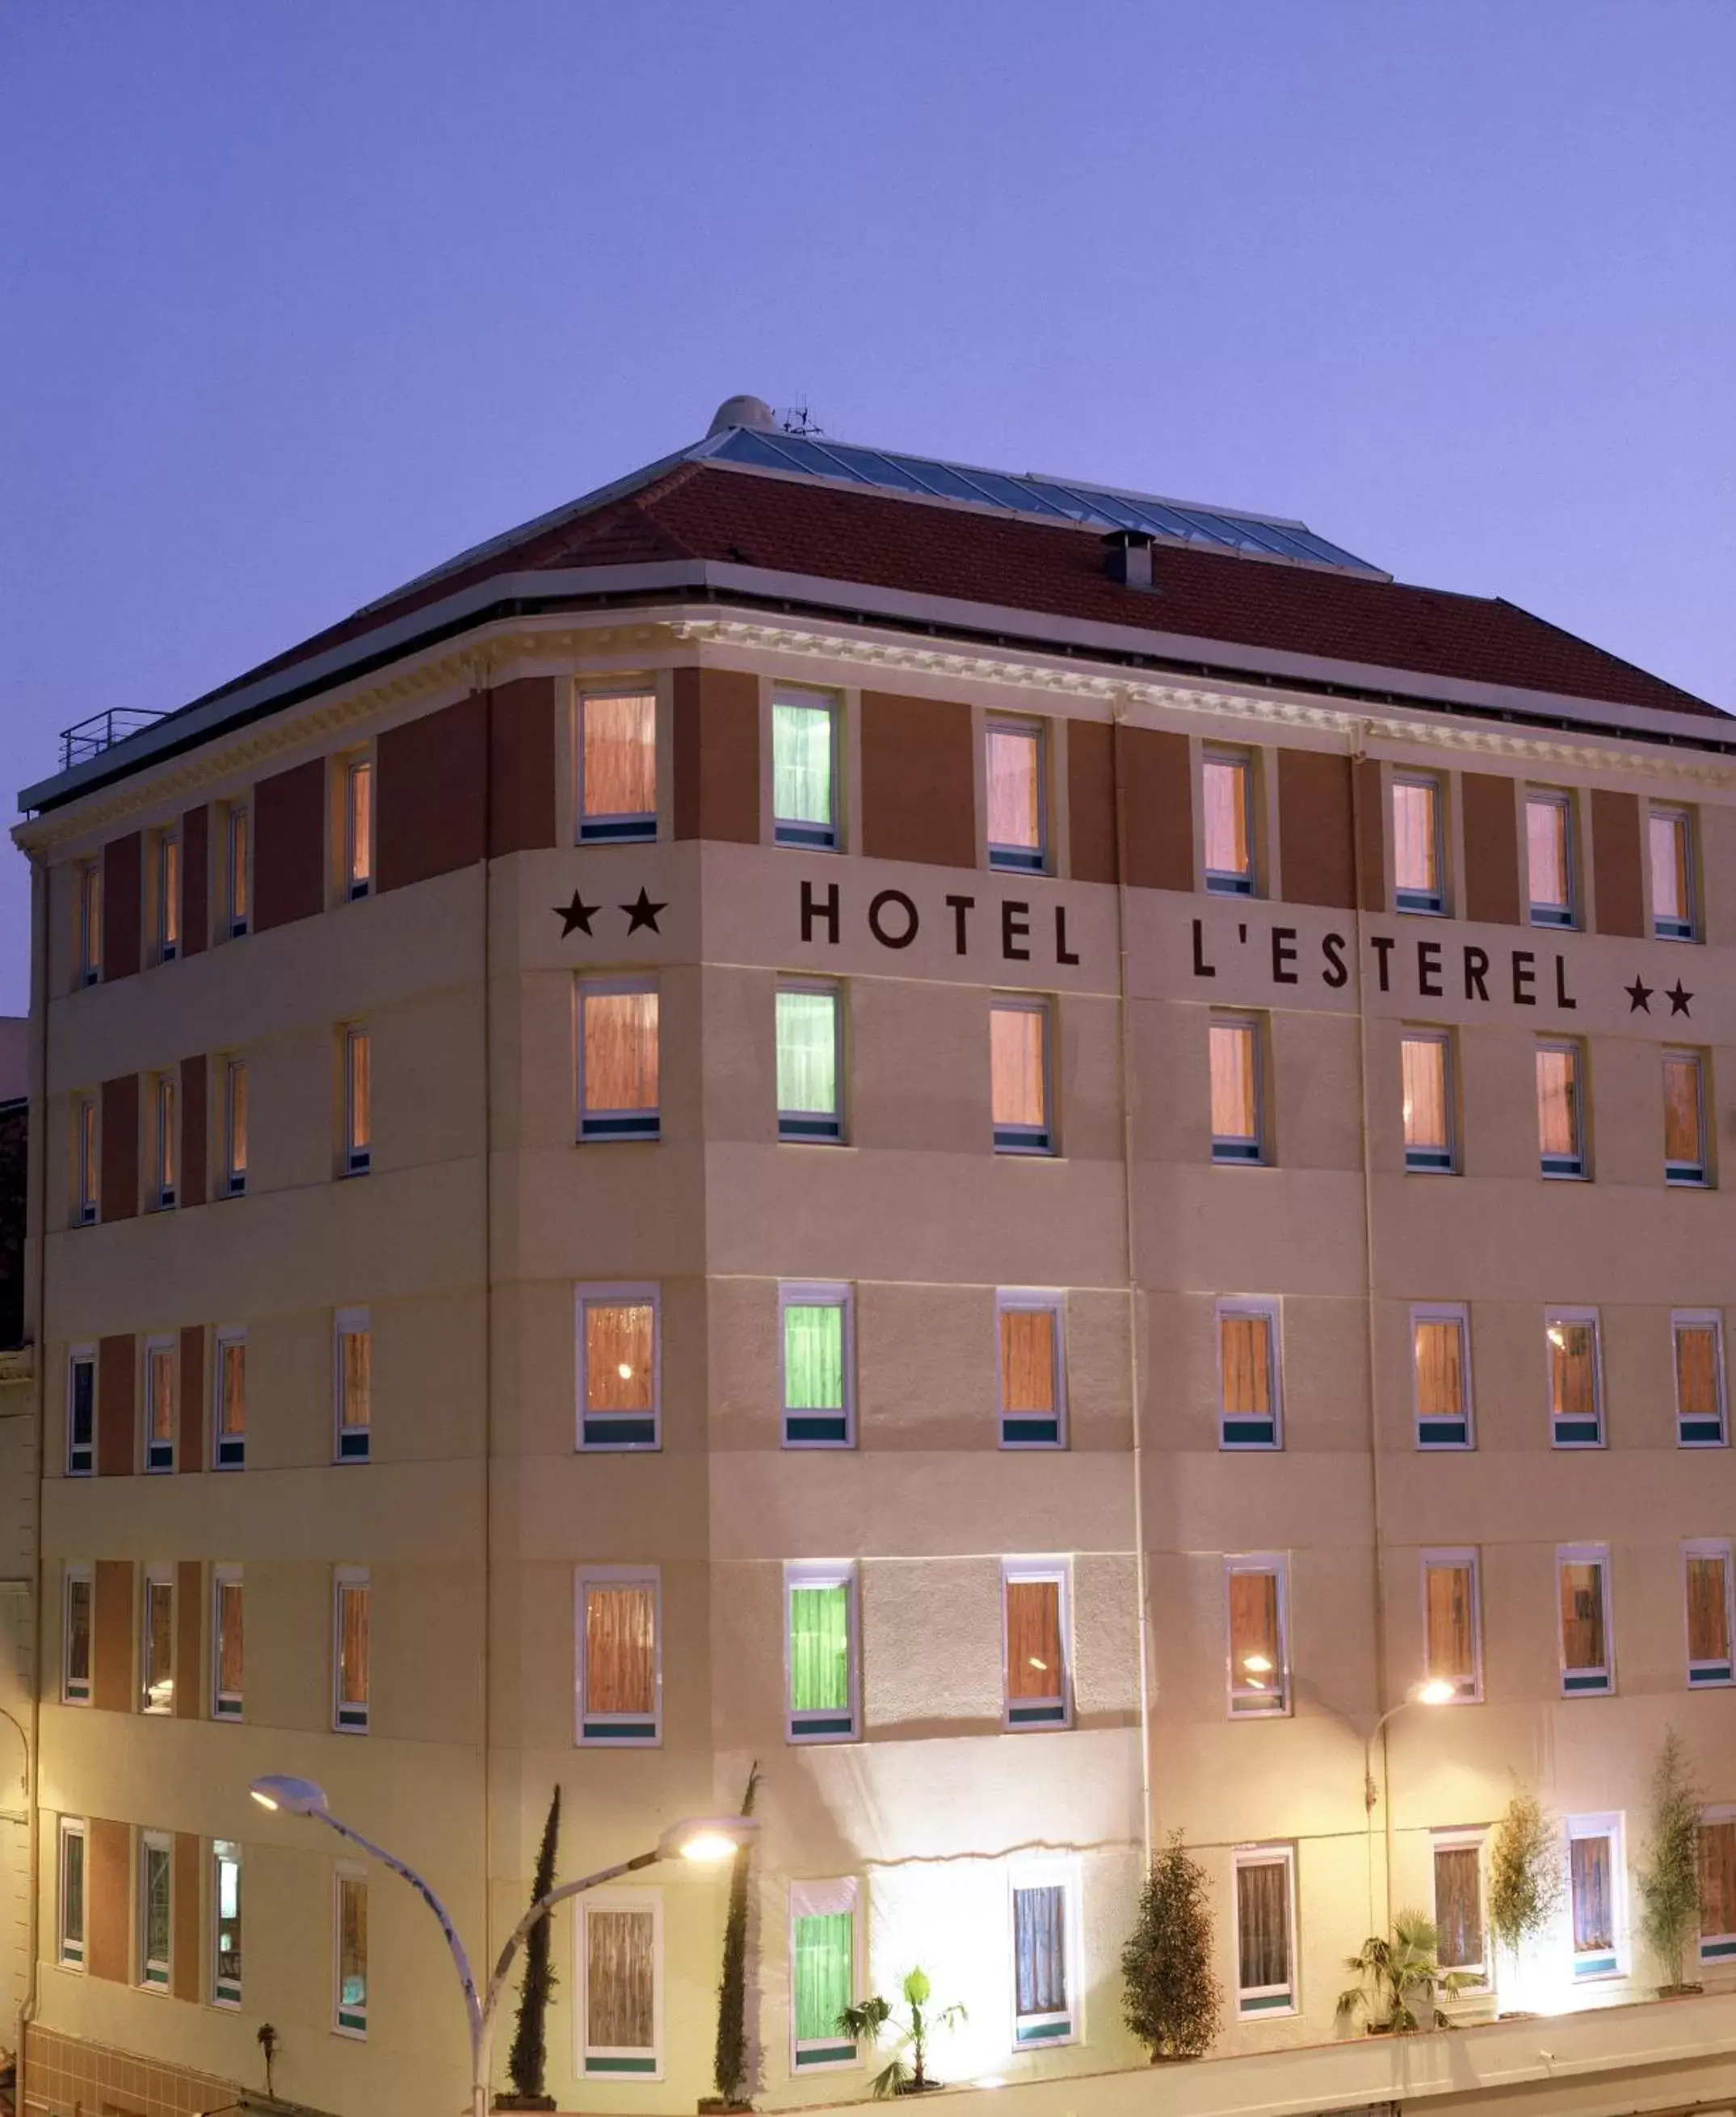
[59,708,167,772]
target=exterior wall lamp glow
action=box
[1364,1680,1456,1811]
[248,1775,758,2116]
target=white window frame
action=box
[1684,1539,1735,1688]
[1536,1039,1586,1179]
[1429,1828,1489,1985]
[212,1840,242,2006]
[57,1817,86,1969]
[1420,1548,1483,1703]
[1557,1542,1614,1696]
[1411,1303,1474,1450]
[575,1283,661,1451]
[771,685,840,851]
[140,1564,174,1716]
[577,1888,665,2079]
[333,1566,370,1733]
[74,1094,98,1224]
[779,1282,855,1448]
[139,1828,173,1992]
[334,1308,371,1464]
[1007,1854,1081,2049]
[577,977,661,1142]
[575,1566,662,1747]
[1664,1051,1709,1186]
[154,827,181,964]
[1392,770,1446,914]
[1650,804,1696,941]
[784,1560,860,1745]
[343,1026,371,1174]
[1526,788,1577,927]
[225,800,250,939]
[1225,1554,1290,1717]
[1217,1296,1283,1451]
[1203,748,1256,896]
[990,995,1053,1156]
[222,1056,247,1196]
[212,1564,243,1720]
[77,862,102,985]
[576,687,658,845]
[66,1346,96,1476]
[334,1863,368,2036]
[152,1072,177,1208]
[1545,1308,1604,1449]
[1673,1309,1727,1447]
[212,1326,246,1470]
[1208,1013,1264,1165]
[788,1875,860,2073]
[996,1290,1066,1450]
[344,753,374,901]
[986,717,1048,874]
[775,980,845,1144]
[1701,1804,1736,1967]
[1001,1558,1072,1730]
[1233,1844,1297,2016]
[1566,1812,1625,1979]
[61,1564,91,1706]
[143,1335,177,1473]
[1401,1029,1456,1174]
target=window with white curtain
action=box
[578,1892,663,2077]
[1234,1847,1296,2014]
[772,689,839,850]
[1010,1858,1078,2046]
[776,984,843,1141]
[1566,1814,1624,1978]
[212,1842,242,2006]
[576,1569,661,1745]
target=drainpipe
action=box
[16,855,48,2104]
[479,664,497,2109]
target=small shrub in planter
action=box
[1489,1783,1563,2006]
[1337,1911,1473,2032]
[1637,1728,1705,1997]
[839,1968,965,2097]
[1120,1831,1222,2060]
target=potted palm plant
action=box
[838,1968,965,2095]
[1337,1911,1474,2033]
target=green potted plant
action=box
[497,1787,561,2111]
[838,1967,965,2096]
[1120,1830,1222,2060]
[1637,1728,1704,1997]
[701,1764,760,2114]
[1337,1910,1474,2032]
[1488,1784,1563,2013]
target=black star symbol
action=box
[1666,981,1693,1018]
[1625,977,1653,1014]
[622,887,667,935]
[555,892,599,938]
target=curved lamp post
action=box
[1362,1678,1456,1812]
[250,1774,758,2117]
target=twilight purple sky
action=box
[2,2,1732,1011]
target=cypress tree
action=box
[507,1787,562,2105]
[712,1764,761,2105]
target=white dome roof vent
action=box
[708,394,776,436]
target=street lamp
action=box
[1363,1679,1456,1812]
[249,1775,758,2117]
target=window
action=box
[1685,1542,1734,1687]
[1558,1545,1613,1695]
[579,1892,662,2077]
[223,1059,248,1196]
[1567,1815,1623,1978]
[152,1073,177,1208]
[74,1095,98,1224]
[335,1869,368,2034]
[1203,750,1255,894]
[577,1286,658,1449]
[786,1563,858,1742]
[66,1349,95,1476]
[141,1566,174,1713]
[77,863,102,985]
[1431,1834,1486,1981]
[1413,1306,1473,1449]
[145,1338,177,1472]
[1664,1052,1708,1184]
[334,1310,371,1463]
[1401,1031,1454,1172]
[1010,1859,1078,2046]
[1218,1300,1280,1449]
[1234,1848,1296,2014]
[1536,1041,1584,1178]
[986,721,1045,872]
[1003,1562,1070,1728]
[213,1329,246,1469]
[781,1284,853,1447]
[1701,1812,1736,1966]
[1393,773,1444,913]
[576,1569,660,1745]
[776,984,843,1141]
[140,1831,173,1990]
[345,757,373,899]
[579,981,659,1141]
[1209,1017,1263,1163]
[1422,1552,1482,1702]
[343,1028,371,1174]
[62,1565,91,1704]
[334,1569,370,1732]
[772,689,838,850]
[789,1878,857,2071]
[1546,1311,1603,1447]
[58,1818,86,1968]
[155,831,181,962]
[998,1292,1065,1448]
[1650,806,1695,940]
[1675,1313,1726,1447]
[990,998,1052,1153]
[225,803,250,937]
[1526,790,1575,926]
[213,1567,243,1718]
[1226,1557,1288,1716]
[212,1842,242,2005]
[578,691,657,842]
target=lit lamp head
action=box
[1412,1678,1456,1707]
[657,1816,761,1865]
[250,1774,330,1817]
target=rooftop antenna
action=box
[778,397,824,437]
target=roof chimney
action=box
[708,394,776,437]
[1102,529,1155,590]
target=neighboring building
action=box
[11,397,1736,2117]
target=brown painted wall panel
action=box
[92,1562,133,1713]
[101,834,141,981]
[377,695,488,893]
[860,692,977,869]
[1462,772,1523,924]
[1356,757,1385,912]
[179,1327,205,1476]
[181,804,209,956]
[172,1833,202,1998]
[489,678,558,855]
[1066,720,1118,884]
[180,1054,207,1209]
[254,758,326,931]
[174,1559,204,1715]
[1591,788,1646,936]
[1277,749,1356,909]
[86,1818,130,1983]
[98,1334,134,1479]
[672,667,760,843]
[1119,727,1194,893]
[99,1075,137,1224]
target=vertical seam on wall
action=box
[18,853,48,2101]
[481,675,496,2015]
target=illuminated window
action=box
[1226,1556,1288,1716]
[1674,1313,1726,1447]
[1402,1031,1454,1172]
[77,863,102,985]
[1650,806,1695,940]
[1546,1310,1602,1447]
[1413,1306,1473,1449]
[990,997,1052,1154]
[345,757,373,899]
[780,1283,852,1447]
[74,1094,98,1224]
[141,1566,174,1713]
[1422,1551,1481,1701]
[152,1073,177,1208]
[1218,1300,1280,1449]
[1557,1545,1613,1695]
[772,689,838,850]
[155,830,181,962]
[577,1286,658,1450]
[1431,1834,1486,1980]
[998,1292,1064,1448]
[333,1569,370,1733]
[212,1842,242,2006]
[58,1818,86,1968]
[1204,751,1255,894]
[1663,1052,1707,1184]
[1526,790,1575,926]
[66,1349,95,1476]
[1003,1562,1070,1728]
[145,1338,177,1472]
[578,692,657,842]
[1536,1041,1585,1178]
[1701,1812,1736,1967]
[789,1879,857,2072]
[1392,773,1444,913]
[62,1565,91,1705]
[334,1309,371,1463]
[223,1058,248,1196]
[579,1892,662,2077]
[1011,1859,1078,2047]
[1685,1542,1734,1687]
[225,803,250,937]
[212,1567,243,1718]
[334,1869,368,2033]
[785,1562,857,1743]
[579,982,660,1141]
[1234,1847,1295,2014]
[1209,1017,1263,1163]
[212,1328,246,1470]
[139,1831,172,1990]
[1566,1814,1623,1977]
[776,984,843,1142]
[343,1028,371,1174]
[986,722,1045,872]
[576,1569,660,1745]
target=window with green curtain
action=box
[773,701,834,830]
[790,1584,850,1715]
[777,990,838,1117]
[785,1305,843,1413]
[794,1912,852,2047]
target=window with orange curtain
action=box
[335,1311,371,1462]
[1393,775,1444,912]
[1663,1052,1707,1182]
[1219,1304,1279,1447]
[224,1058,248,1195]
[986,724,1045,872]
[580,694,658,840]
[1209,1019,1262,1161]
[344,1028,372,1173]
[581,985,660,1139]
[1536,1043,1583,1175]
[145,1340,176,1471]
[141,1569,174,1713]
[579,1574,659,1741]
[1526,790,1574,925]
[153,1073,178,1206]
[157,830,181,960]
[214,1569,243,1717]
[1204,752,1254,893]
[1675,1316,1725,1444]
[345,758,373,898]
[335,1871,368,2032]
[1401,1033,1452,1170]
[998,1299,1062,1447]
[1685,1546,1733,1685]
[1700,1818,1736,1958]
[1003,1569,1067,1725]
[215,1330,246,1468]
[1414,1310,1471,1447]
[1557,1550,1610,1692]
[78,862,102,983]
[1227,1562,1285,1713]
[990,1000,1050,1152]
[334,1571,369,1731]
[1547,1313,1601,1446]
[580,1290,658,1448]
[1423,1555,1479,1698]
[1650,807,1695,939]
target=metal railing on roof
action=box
[59,708,167,773]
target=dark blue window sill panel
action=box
[581,1115,660,1141]
[1222,1420,1278,1448]
[1553,1421,1603,1447]
[1007,1702,1066,1726]
[990,847,1045,873]
[1679,1420,1725,1445]
[579,818,656,843]
[582,1720,659,1741]
[776,821,837,850]
[1418,1421,1470,1448]
[1213,1141,1262,1164]
[780,1116,842,1141]
[1002,1417,1061,1447]
[785,1415,849,1444]
[583,1418,658,1449]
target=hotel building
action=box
[11,397,1736,2117]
